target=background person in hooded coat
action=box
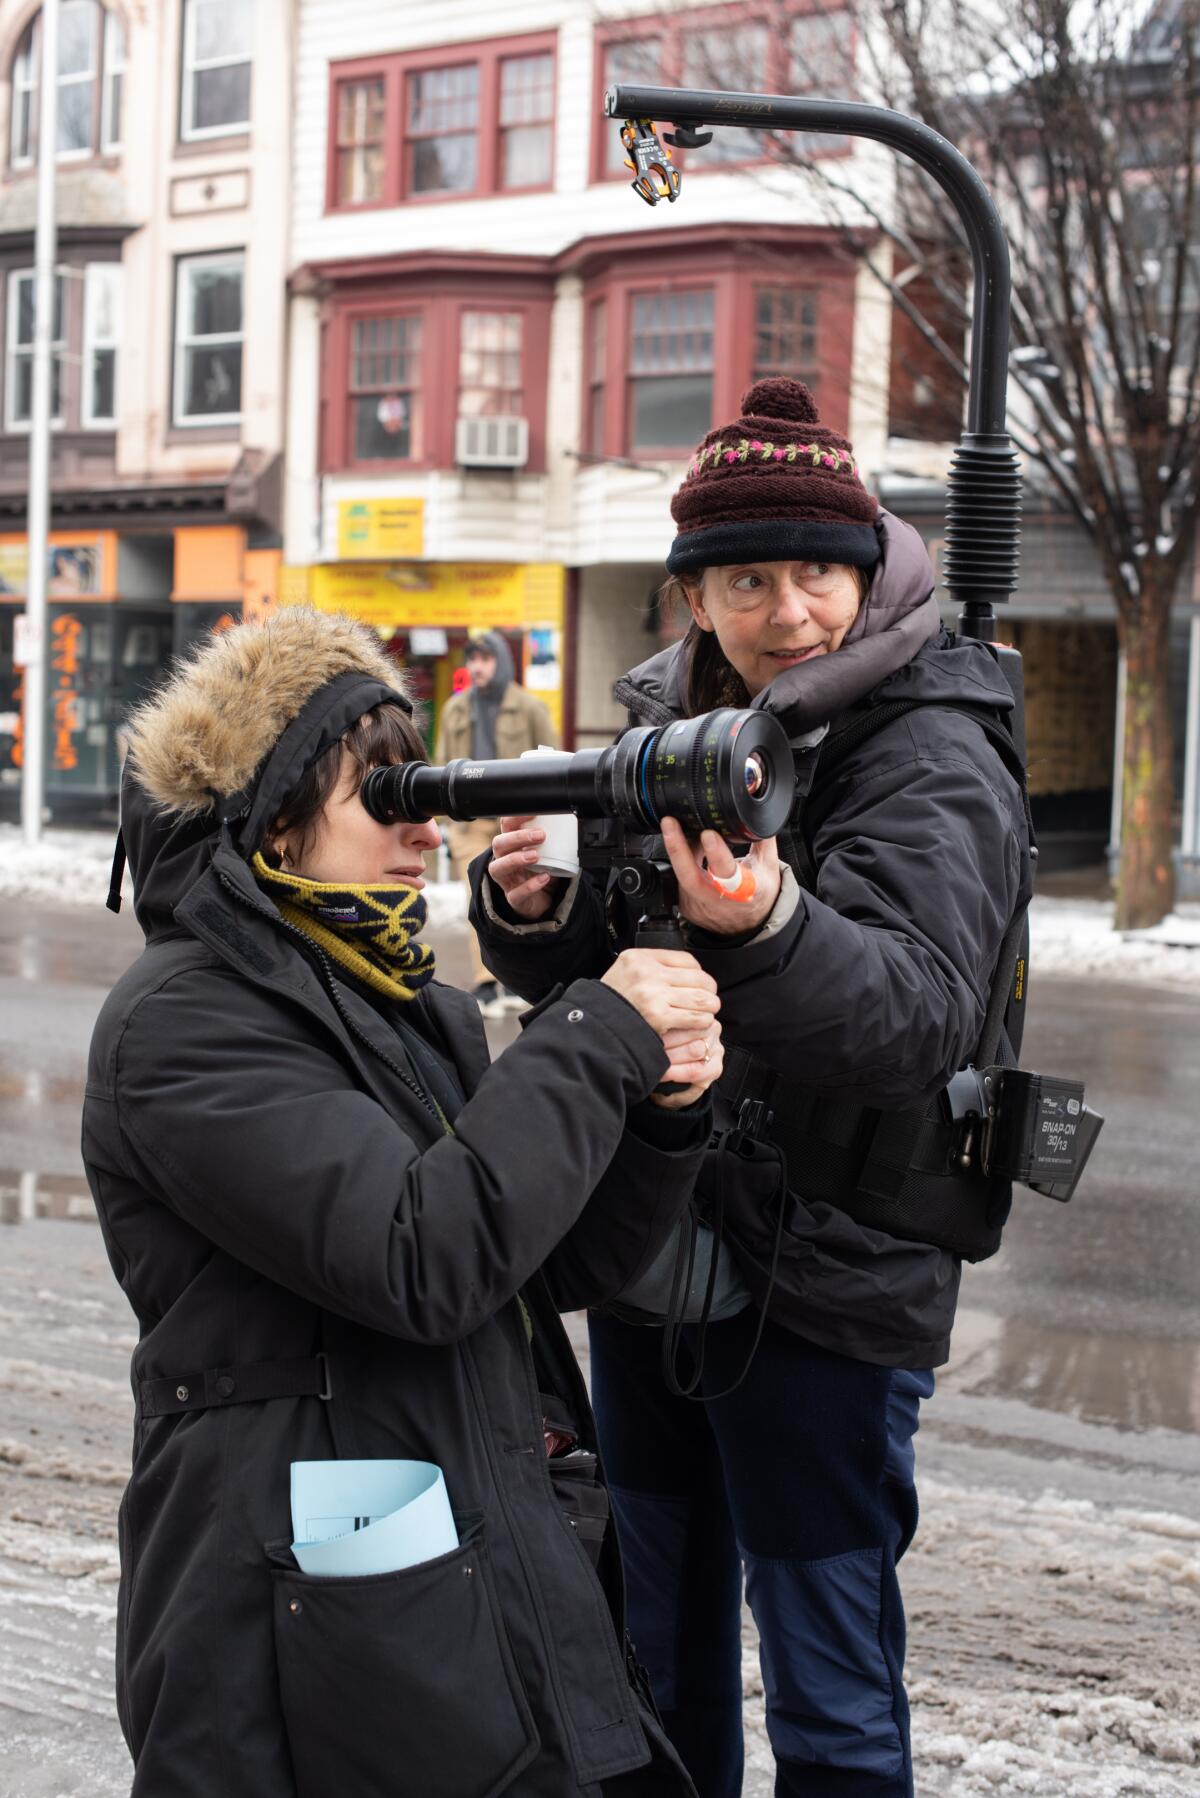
[473,380,1034,1798]
[436,629,558,1013]
[82,606,725,1798]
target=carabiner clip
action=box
[619,118,681,206]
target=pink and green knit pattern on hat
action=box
[666,378,882,576]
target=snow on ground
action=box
[4,824,1200,985]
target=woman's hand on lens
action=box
[488,814,564,921]
[600,949,720,1048]
[651,1019,725,1110]
[660,818,782,936]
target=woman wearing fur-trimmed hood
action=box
[84,606,723,1797]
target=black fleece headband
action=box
[665,520,881,577]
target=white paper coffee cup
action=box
[519,747,581,879]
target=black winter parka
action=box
[83,675,707,1798]
[471,520,1034,1369]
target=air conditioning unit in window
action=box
[455,415,529,469]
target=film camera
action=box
[361,706,1100,1206]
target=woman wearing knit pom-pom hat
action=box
[476,378,1034,1798]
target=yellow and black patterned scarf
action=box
[252,853,436,1002]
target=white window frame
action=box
[82,261,120,428]
[173,251,245,428]
[180,0,253,142]
[55,0,100,163]
[5,266,66,434]
[100,8,125,153]
[10,25,37,169]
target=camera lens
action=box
[636,709,792,841]
[744,750,769,799]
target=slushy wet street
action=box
[2,893,1199,1794]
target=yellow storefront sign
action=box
[297,562,565,631]
[337,499,425,561]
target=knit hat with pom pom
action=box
[666,377,881,575]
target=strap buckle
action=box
[316,1352,332,1401]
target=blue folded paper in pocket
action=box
[290,1460,458,1576]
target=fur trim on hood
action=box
[126,609,411,818]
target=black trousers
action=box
[589,1310,933,1798]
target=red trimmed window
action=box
[348,313,423,461]
[327,33,557,212]
[582,238,852,459]
[593,6,855,182]
[628,289,714,452]
[322,272,553,472]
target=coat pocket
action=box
[269,1513,538,1798]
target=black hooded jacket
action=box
[471,516,1034,1367]
[83,643,708,1798]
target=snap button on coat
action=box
[215,1375,236,1398]
[568,1009,584,1022]
[175,1385,188,1402]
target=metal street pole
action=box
[21,0,59,846]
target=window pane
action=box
[603,40,661,174]
[683,26,767,163]
[16,277,34,347]
[193,0,253,62]
[338,144,384,205]
[14,274,65,347]
[630,291,714,374]
[501,124,551,189]
[631,374,712,448]
[12,354,31,423]
[789,10,853,146]
[192,61,251,132]
[105,72,123,145]
[10,352,64,423]
[499,54,553,126]
[459,311,523,416]
[353,393,415,460]
[411,133,477,194]
[58,79,95,153]
[90,267,118,340]
[12,87,32,162]
[338,77,385,143]
[336,77,385,204]
[183,342,242,416]
[790,9,854,87]
[754,289,818,377]
[351,316,421,392]
[58,2,97,77]
[189,265,243,337]
[408,65,479,135]
[91,345,115,419]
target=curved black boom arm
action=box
[605,84,1023,639]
